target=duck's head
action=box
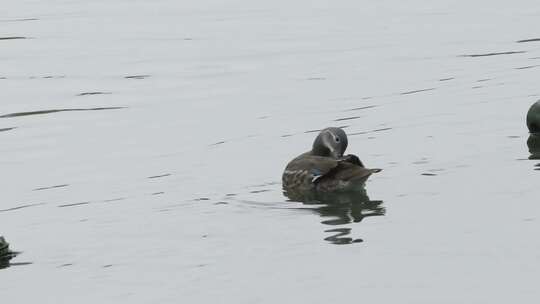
[312,127,348,158]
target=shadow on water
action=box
[284,188,385,245]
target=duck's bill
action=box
[329,149,343,158]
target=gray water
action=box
[2,0,540,302]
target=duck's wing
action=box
[331,162,381,182]
[316,160,381,186]
[285,154,340,183]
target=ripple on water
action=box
[33,184,69,191]
[333,116,361,122]
[343,105,377,112]
[515,65,540,70]
[0,18,38,22]
[400,88,436,95]
[147,173,171,179]
[0,107,125,119]
[0,127,16,132]
[459,51,526,57]
[0,36,27,40]
[57,202,91,208]
[0,203,45,213]
[348,127,392,136]
[516,38,540,43]
[124,75,150,79]
[76,92,112,96]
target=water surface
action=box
[2,0,540,303]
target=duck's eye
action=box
[335,137,340,142]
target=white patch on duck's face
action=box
[321,131,341,158]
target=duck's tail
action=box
[338,166,382,183]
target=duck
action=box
[282,127,381,194]
[527,100,540,159]
[527,100,540,133]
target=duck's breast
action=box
[282,168,316,190]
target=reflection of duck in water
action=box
[0,236,18,269]
[284,188,385,244]
[282,127,381,193]
[527,134,540,159]
[527,100,540,159]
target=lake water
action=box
[2,0,540,302]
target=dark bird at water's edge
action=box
[527,99,540,134]
[527,100,540,159]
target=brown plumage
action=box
[282,127,381,193]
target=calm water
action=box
[2,0,540,302]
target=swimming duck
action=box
[527,100,540,133]
[282,127,381,193]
